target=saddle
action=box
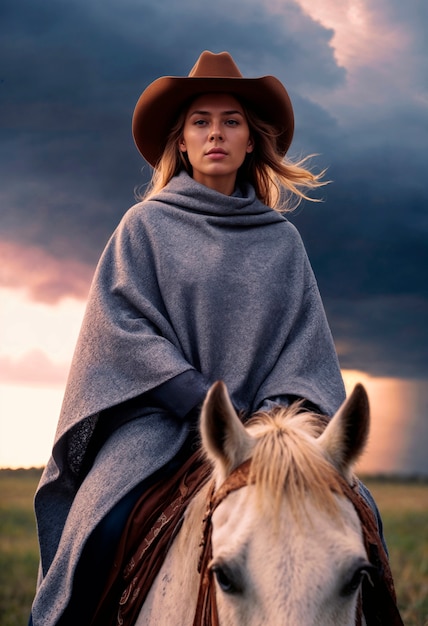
[91,450,211,626]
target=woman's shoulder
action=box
[118,198,166,228]
[125,198,159,217]
[278,216,306,243]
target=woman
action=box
[30,51,378,625]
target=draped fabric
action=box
[31,171,345,625]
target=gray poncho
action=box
[32,171,345,624]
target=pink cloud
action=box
[0,240,93,304]
[292,0,411,74]
[0,349,70,387]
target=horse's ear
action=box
[200,381,254,479]
[317,384,370,481]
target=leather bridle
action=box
[193,459,252,626]
[192,458,403,626]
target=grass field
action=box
[0,469,427,625]
[363,477,428,625]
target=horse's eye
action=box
[341,562,376,596]
[211,564,240,594]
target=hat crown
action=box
[188,51,243,79]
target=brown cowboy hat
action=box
[132,50,294,167]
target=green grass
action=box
[1,470,427,625]
[0,469,41,626]
[364,478,428,625]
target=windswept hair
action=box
[139,98,329,212]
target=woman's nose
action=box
[210,124,223,141]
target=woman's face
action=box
[179,93,254,195]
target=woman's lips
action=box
[205,148,227,159]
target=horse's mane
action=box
[245,403,346,522]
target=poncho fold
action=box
[32,171,345,625]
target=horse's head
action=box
[200,382,373,626]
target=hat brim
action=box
[132,75,294,167]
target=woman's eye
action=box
[226,119,239,126]
[194,119,207,126]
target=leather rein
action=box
[192,459,404,626]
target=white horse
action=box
[135,382,395,626]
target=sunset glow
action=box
[342,371,416,475]
[0,287,84,372]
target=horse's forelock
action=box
[246,406,346,523]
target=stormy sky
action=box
[1,0,427,384]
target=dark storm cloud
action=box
[326,295,428,378]
[0,0,343,263]
[1,0,427,378]
[291,131,428,377]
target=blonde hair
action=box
[140,99,329,212]
[247,404,343,523]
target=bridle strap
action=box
[193,460,404,626]
[193,460,252,626]
[338,477,404,626]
